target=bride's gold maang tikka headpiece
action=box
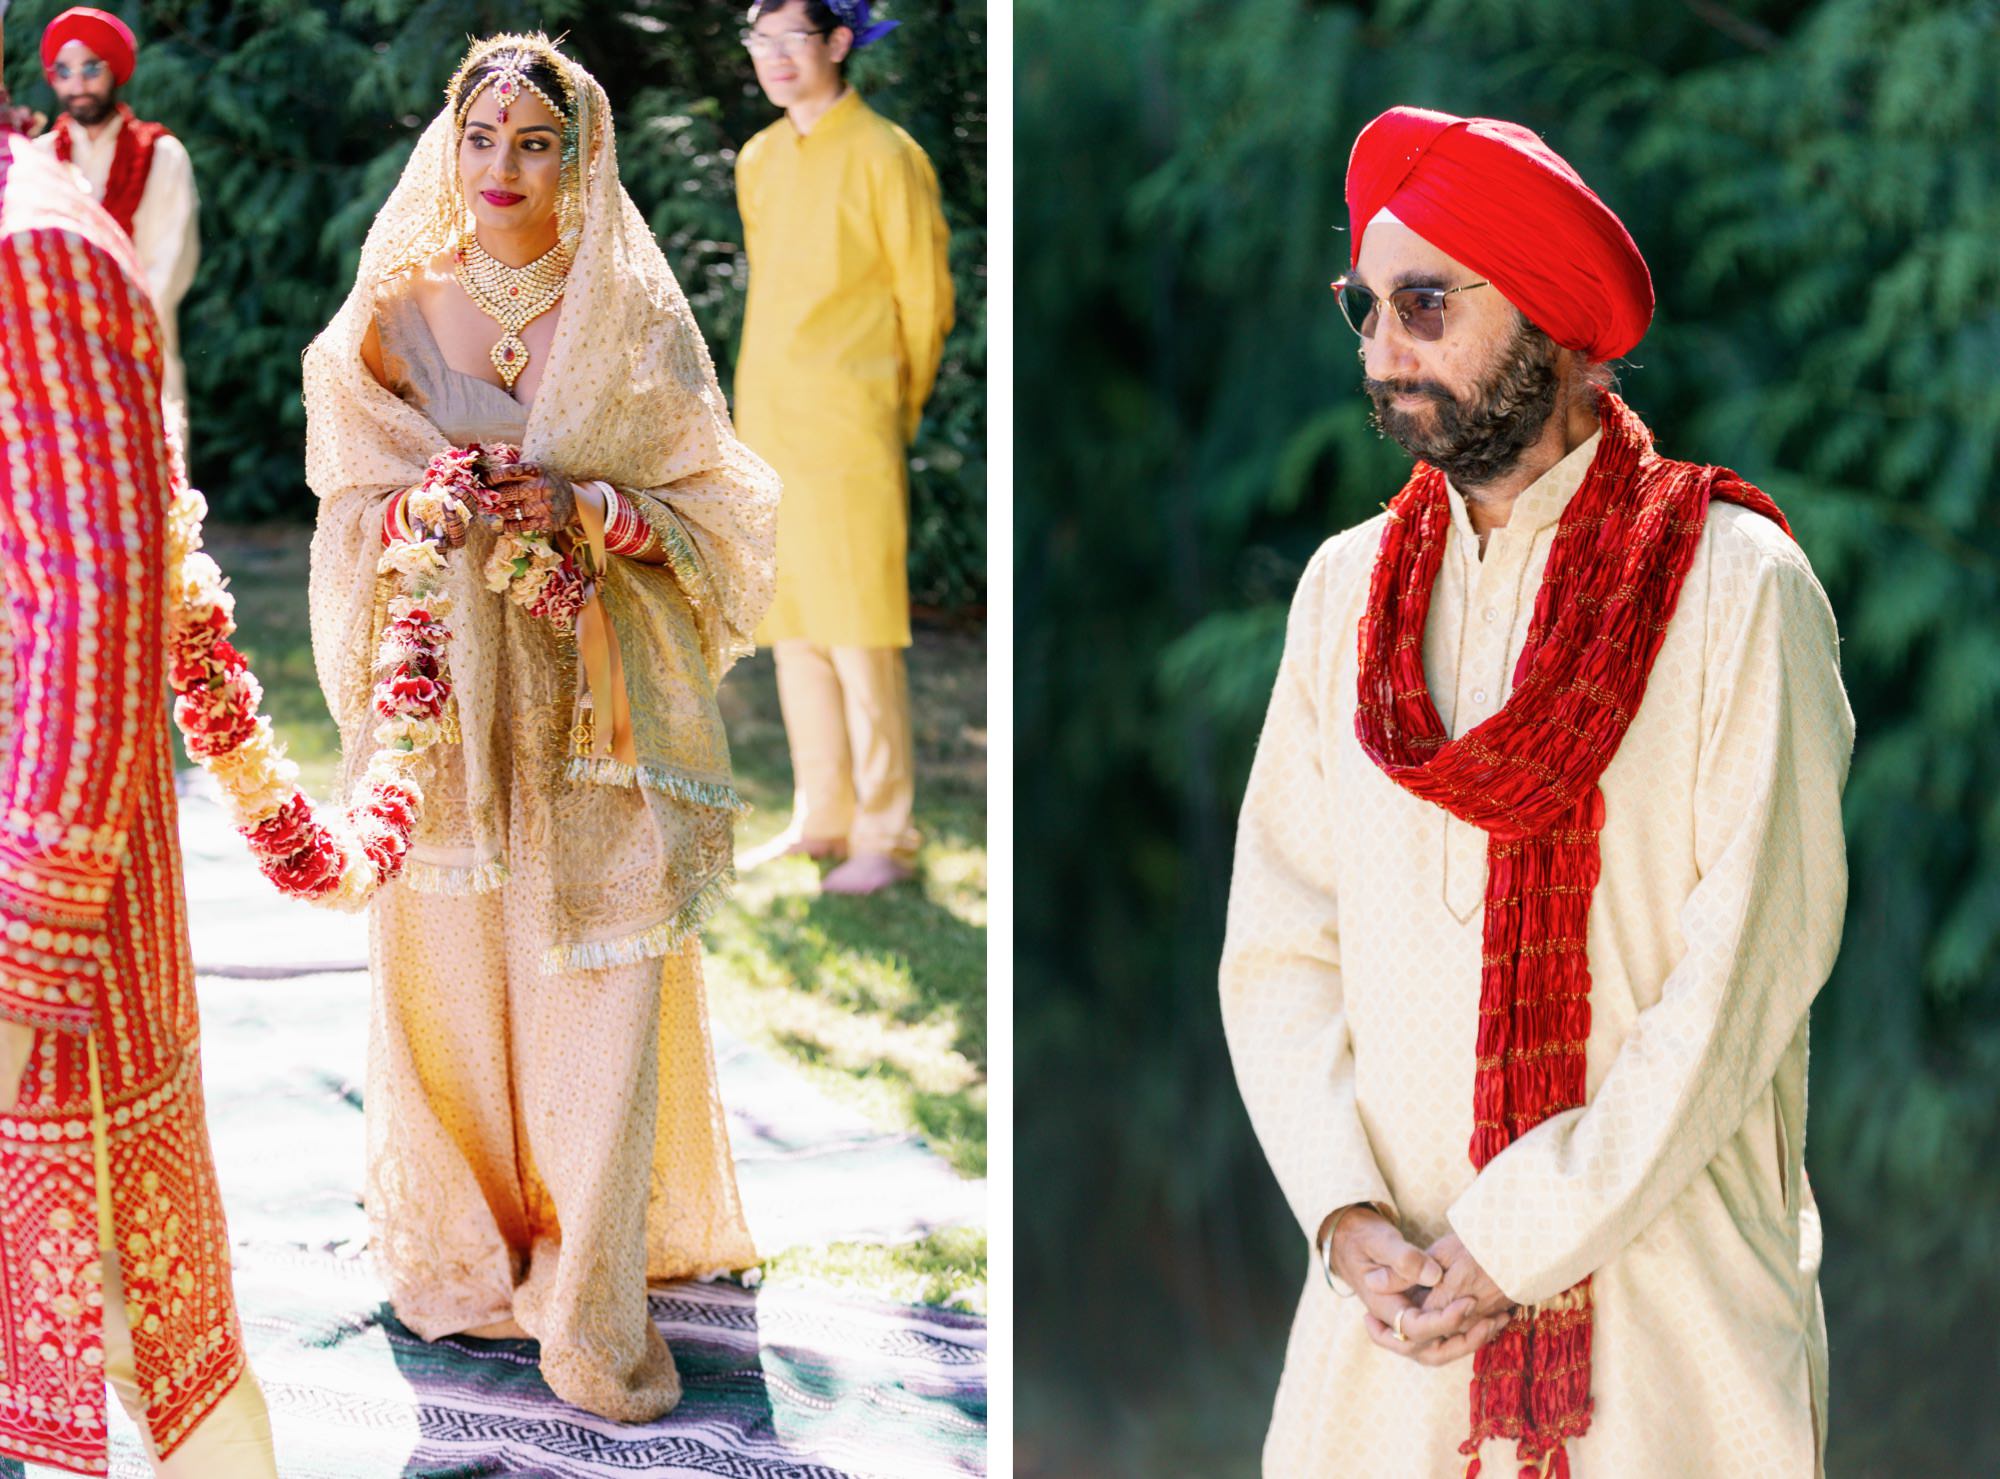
[433,32,589,256]
[448,32,575,131]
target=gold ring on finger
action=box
[1393,1308,1411,1343]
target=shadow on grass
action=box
[707,861,988,1176]
[759,876,983,1053]
[705,635,988,1180]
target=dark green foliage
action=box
[1018,2,2000,1473]
[2,0,984,608]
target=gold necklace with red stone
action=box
[454,230,572,391]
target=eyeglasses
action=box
[1332,277,1491,342]
[740,28,829,59]
[50,60,109,82]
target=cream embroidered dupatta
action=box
[303,54,779,967]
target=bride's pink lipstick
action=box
[481,189,526,207]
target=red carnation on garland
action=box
[245,795,318,861]
[262,827,345,898]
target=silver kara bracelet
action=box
[1318,1224,1343,1292]
[1317,1201,1394,1295]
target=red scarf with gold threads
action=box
[1354,393,1789,1477]
[51,103,169,234]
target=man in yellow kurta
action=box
[734,0,953,894]
[1220,107,1850,1477]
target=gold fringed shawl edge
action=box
[540,864,735,973]
[401,856,513,895]
[640,498,714,614]
[564,755,745,813]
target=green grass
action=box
[711,630,987,1180]
[198,523,988,1299]
[758,1227,987,1315]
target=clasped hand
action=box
[1328,1207,1518,1366]
[420,459,580,551]
[474,460,577,541]
[407,458,579,550]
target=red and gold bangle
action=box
[380,486,417,547]
[602,485,657,558]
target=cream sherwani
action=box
[1221,433,1852,1477]
[33,112,200,435]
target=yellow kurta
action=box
[1221,435,1853,1477]
[735,89,953,648]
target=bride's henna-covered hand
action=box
[415,494,470,549]
[437,498,470,548]
[481,461,576,535]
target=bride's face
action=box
[458,85,563,238]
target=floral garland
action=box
[473,443,590,631]
[166,452,474,907]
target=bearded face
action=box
[1364,315,1564,489]
[48,41,119,128]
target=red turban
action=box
[1346,106,1653,362]
[40,7,138,87]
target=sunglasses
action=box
[1332,277,1490,342]
[740,28,830,58]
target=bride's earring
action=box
[556,130,584,257]
[437,142,465,254]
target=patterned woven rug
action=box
[22,1090,985,1479]
[21,1248,985,1477]
[8,787,987,1478]
[224,1244,986,1478]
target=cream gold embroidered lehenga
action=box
[300,36,777,1422]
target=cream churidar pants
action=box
[88,1039,278,1477]
[773,641,919,862]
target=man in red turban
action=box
[33,5,201,445]
[1222,106,1850,1477]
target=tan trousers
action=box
[99,1254,277,1475]
[773,641,920,862]
[87,1040,279,1477]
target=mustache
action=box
[1363,377,1454,404]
